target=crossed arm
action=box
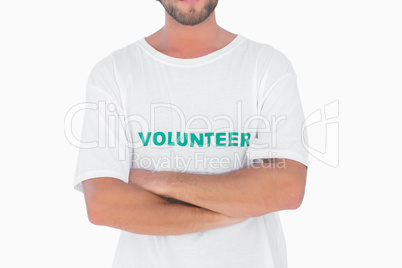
[82,158,307,236]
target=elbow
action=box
[256,164,307,215]
[282,159,307,210]
[81,177,126,226]
[284,177,306,210]
[286,191,305,210]
[243,184,305,217]
[86,200,105,226]
[83,190,107,226]
[255,193,303,217]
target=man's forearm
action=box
[82,177,244,236]
[131,159,307,218]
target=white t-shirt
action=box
[74,34,309,268]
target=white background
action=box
[1,0,401,267]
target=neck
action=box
[146,10,236,58]
[161,10,221,50]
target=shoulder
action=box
[90,39,143,73]
[241,35,295,86]
[242,36,292,66]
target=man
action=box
[74,0,309,267]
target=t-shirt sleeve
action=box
[73,55,132,192]
[245,51,309,167]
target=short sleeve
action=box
[245,51,309,167]
[73,55,132,192]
